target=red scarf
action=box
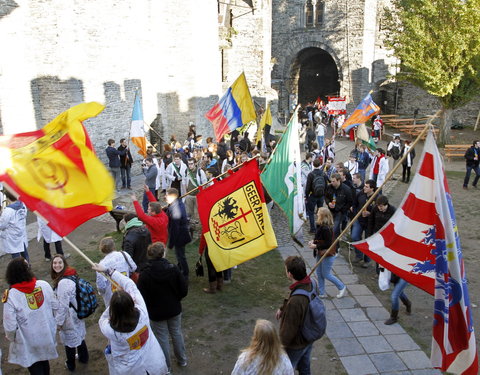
[11,278,37,294]
[289,275,312,290]
[63,267,77,277]
[373,154,384,174]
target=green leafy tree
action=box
[384,0,480,144]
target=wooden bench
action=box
[444,144,470,161]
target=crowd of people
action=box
[1,102,477,375]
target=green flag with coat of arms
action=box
[260,108,306,242]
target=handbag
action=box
[378,268,391,291]
[121,251,140,284]
[195,256,204,277]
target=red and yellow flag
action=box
[0,102,114,236]
[196,159,277,271]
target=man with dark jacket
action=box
[276,256,313,374]
[305,159,328,233]
[352,179,376,267]
[166,188,192,282]
[138,242,188,371]
[325,173,353,240]
[105,139,126,191]
[142,157,158,212]
[367,195,396,237]
[122,213,152,269]
[463,140,480,189]
[118,138,133,190]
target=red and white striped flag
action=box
[353,130,477,374]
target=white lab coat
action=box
[3,280,58,367]
[97,251,137,306]
[54,277,87,348]
[37,217,62,243]
[165,162,187,195]
[369,156,390,187]
[99,271,168,375]
[0,201,28,255]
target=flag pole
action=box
[178,154,260,200]
[263,105,300,168]
[1,183,121,289]
[307,110,441,277]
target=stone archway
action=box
[272,37,344,114]
[295,47,340,105]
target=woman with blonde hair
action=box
[308,207,346,299]
[231,319,293,375]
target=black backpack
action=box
[312,171,326,197]
[389,144,401,160]
[292,280,327,342]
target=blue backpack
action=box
[64,275,98,319]
[292,280,327,342]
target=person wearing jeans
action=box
[463,140,480,189]
[385,275,411,325]
[276,256,315,375]
[166,188,192,282]
[137,242,188,371]
[309,207,346,299]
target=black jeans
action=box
[43,240,64,259]
[205,248,222,282]
[65,340,89,371]
[174,245,189,282]
[28,360,50,375]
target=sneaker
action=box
[45,258,51,262]
[64,253,71,259]
[318,294,327,299]
[336,287,347,299]
[361,261,370,269]
[178,361,187,367]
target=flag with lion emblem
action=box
[196,159,277,271]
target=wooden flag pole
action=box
[307,110,441,277]
[178,154,260,200]
[263,105,300,169]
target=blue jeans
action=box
[150,314,187,370]
[142,187,156,212]
[306,196,324,232]
[333,212,346,242]
[286,343,313,375]
[391,279,408,311]
[110,167,121,190]
[351,221,370,263]
[11,244,29,262]
[358,168,366,182]
[316,135,324,150]
[120,166,131,188]
[463,165,480,187]
[316,254,345,295]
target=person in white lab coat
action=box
[3,257,58,374]
[50,255,89,372]
[37,216,65,261]
[0,190,29,260]
[92,263,168,375]
[96,236,137,306]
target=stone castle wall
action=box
[0,0,270,163]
